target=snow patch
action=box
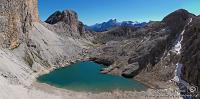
[172,18,192,54]
[172,18,193,95]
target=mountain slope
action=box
[0,0,92,99]
[90,9,198,92]
[181,16,200,91]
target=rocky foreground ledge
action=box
[32,81,182,99]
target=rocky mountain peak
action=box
[44,10,93,39]
[107,19,118,24]
[45,9,83,34]
[161,9,194,43]
[45,10,78,25]
[44,11,62,24]
[162,9,193,26]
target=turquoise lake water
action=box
[37,61,146,92]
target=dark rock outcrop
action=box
[162,9,194,49]
[45,10,79,33]
[162,9,192,30]
[45,10,92,39]
[181,17,200,90]
[89,57,114,66]
[122,62,140,78]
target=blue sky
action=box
[38,0,200,25]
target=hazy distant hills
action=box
[87,19,147,32]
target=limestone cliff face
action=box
[0,0,39,49]
[27,0,39,22]
[0,0,90,70]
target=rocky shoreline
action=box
[33,47,183,98]
[33,80,181,99]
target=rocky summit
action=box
[44,10,92,39]
[0,0,199,99]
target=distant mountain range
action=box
[87,19,147,32]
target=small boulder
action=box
[122,62,140,78]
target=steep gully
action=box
[171,18,197,97]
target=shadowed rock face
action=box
[44,10,92,39]
[162,9,194,49]
[0,0,39,49]
[162,9,192,31]
[162,9,200,94]
[45,10,79,33]
[181,17,200,89]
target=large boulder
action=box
[122,62,140,78]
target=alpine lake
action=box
[37,61,147,92]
